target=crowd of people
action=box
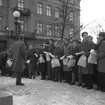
[0,31,105,92]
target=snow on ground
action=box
[0,76,105,105]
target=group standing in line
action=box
[1,31,105,92]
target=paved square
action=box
[0,76,105,105]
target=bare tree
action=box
[54,0,81,41]
[89,22,105,38]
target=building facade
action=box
[0,0,81,50]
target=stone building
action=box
[0,0,81,50]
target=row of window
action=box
[37,22,60,36]
[0,0,24,9]
[0,0,74,21]
[0,16,73,37]
[37,22,74,36]
[37,3,60,18]
[37,2,74,21]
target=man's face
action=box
[83,33,88,39]
[88,36,93,42]
[29,45,33,50]
[73,41,78,47]
[64,39,69,45]
[49,40,53,45]
[97,36,103,43]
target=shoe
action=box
[41,78,45,80]
[82,84,87,88]
[95,86,101,90]
[33,77,35,79]
[29,77,32,79]
[86,86,93,89]
[16,83,25,86]
[46,78,52,80]
[54,80,58,82]
[77,83,82,86]
[70,82,75,85]
[100,89,105,92]
[59,80,62,82]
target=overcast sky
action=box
[81,0,105,25]
[80,0,105,42]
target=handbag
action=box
[88,53,97,64]
[51,58,60,68]
[46,53,50,61]
[7,59,12,67]
[67,59,76,68]
[63,58,68,65]
[39,56,45,63]
[77,54,87,68]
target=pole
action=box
[14,17,18,40]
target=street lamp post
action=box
[13,10,20,40]
[5,26,9,39]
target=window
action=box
[18,20,24,32]
[46,24,52,36]
[70,28,73,35]
[37,3,43,14]
[55,26,60,36]
[70,12,74,21]
[0,16,3,30]
[55,8,60,18]
[46,5,52,16]
[18,0,24,10]
[37,22,43,34]
[0,0,2,6]
[70,0,74,4]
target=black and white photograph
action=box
[0,0,105,105]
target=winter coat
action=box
[47,44,55,53]
[97,40,105,73]
[0,52,3,69]
[27,49,38,72]
[52,47,64,59]
[11,40,26,72]
[79,41,95,74]
[63,44,72,56]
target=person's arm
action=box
[97,41,105,59]
[20,42,26,60]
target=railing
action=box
[14,7,31,16]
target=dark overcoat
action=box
[79,41,95,74]
[27,49,38,72]
[97,40,105,73]
[12,40,26,72]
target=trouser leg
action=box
[71,72,76,83]
[33,71,36,79]
[47,61,52,79]
[16,72,22,84]
[58,67,62,81]
[78,67,82,84]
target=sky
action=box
[80,0,105,42]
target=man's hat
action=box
[99,32,105,37]
[19,34,24,39]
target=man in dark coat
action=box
[63,38,72,83]
[46,39,55,80]
[12,34,26,86]
[27,45,38,79]
[96,32,105,92]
